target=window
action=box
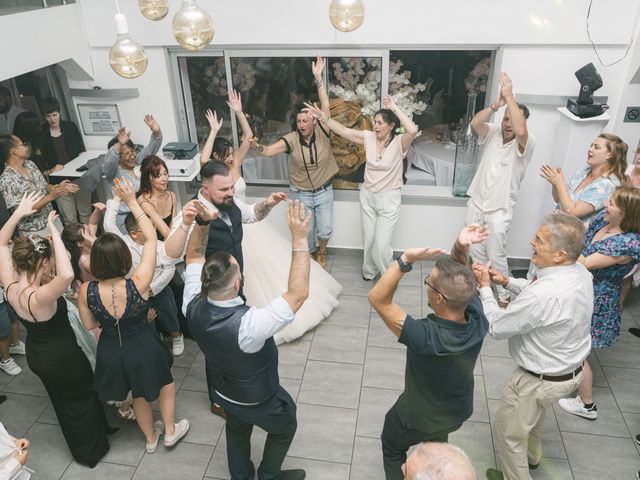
[173,48,494,190]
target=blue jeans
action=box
[0,302,16,338]
[151,286,180,334]
[288,184,334,252]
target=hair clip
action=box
[28,236,47,255]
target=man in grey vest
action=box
[183,200,311,480]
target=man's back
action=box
[397,297,488,432]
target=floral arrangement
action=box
[464,57,491,94]
[328,58,427,118]
[203,58,256,95]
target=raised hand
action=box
[144,114,161,136]
[457,224,490,246]
[46,211,59,233]
[382,95,397,112]
[205,109,223,133]
[312,55,325,79]
[499,72,514,100]
[488,267,509,287]
[539,165,564,186]
[112,177,137,205]
[287,200,312,242]
[92,202,106,213]
[81,224,97,244]
[472,261,492,288]
[193,199,218,223]
[227,90,243,113]
[302,102,323,120]
[402,246,448,263]
[266,191,288,207]
[181,200,199,226]
[116,127,131,145]
[14,192,43,218]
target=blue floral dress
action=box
[584,211,640,348]
[558,165,620,225]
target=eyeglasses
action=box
[424,273,449,302]
[13,142,27,148]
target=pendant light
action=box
[138,0,169,21]
[329,0,365,32]
[172,0,214,51]
[109,1,148,79]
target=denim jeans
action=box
[288,184,334,252]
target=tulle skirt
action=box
[242,221,343,344]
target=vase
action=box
[452,93,479,197]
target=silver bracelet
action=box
[292,248,310,253]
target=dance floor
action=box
[1,249,640,479]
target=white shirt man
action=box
[476,213,592,480]
[466,72,536,305]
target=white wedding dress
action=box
[235,177,343,343]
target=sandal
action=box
[117,406,136,421]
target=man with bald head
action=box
[403,442,476,480]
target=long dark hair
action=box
[137,155,169,197]
[61,223,84,281]
[210,137,233,161]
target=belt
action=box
[523,365,583,382]
[293,180,332,194]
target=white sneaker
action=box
[172,335,184,356]
[163,419,189,447]
[9,341,25,355]
[558,395,598,420]
[145,420,164,454]
[0,358,22,376]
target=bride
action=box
[199,90,342,343]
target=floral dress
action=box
[558,165,620,225]
[584,211,640,348]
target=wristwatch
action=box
[396,253,413,273]
[195,215,211,226]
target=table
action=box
[49,150,200,208]
[407,136,456,186]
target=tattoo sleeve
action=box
[186,224,209,261]
[451,239,471,267]
[250,143,265,153]
[254,200,272,221]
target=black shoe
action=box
[529,463,539,470]
[280,469,306,480]
[0,394,7,405]
[486,468,504,480]
[636,470,640,480]
[630,327,640,338]
[635,433,640,445]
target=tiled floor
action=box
[2,250,640,479]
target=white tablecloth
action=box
[407,136,456,186]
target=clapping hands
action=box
[539,165,564,187]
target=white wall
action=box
[4,0,640,258]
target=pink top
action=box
[363,130,406,192]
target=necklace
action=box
[376,144,387,162]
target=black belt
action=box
[294,179,332,194]
[523,365,583,382]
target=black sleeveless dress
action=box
[87,279,173,402]
[19,296,110,466]
[156,212,173,241]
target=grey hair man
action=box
[368,225,490,480]
[475,212,593,480]
[403,442,476,480]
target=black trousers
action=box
[380,399,462,480]
[215,386,297,480]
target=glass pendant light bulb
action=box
[139,0,169,21]
[172,0,214,51]
[109,13,149,79]
[329,0,365,32]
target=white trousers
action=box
[359,187,401,279]
[465,201,512,301]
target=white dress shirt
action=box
[167,189,261,258]
[182,263,295,354]
[479,263,593,375]
[468,123,536,213]
[104,199,182,295]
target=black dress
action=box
[87,279,174,402]
[156,212,173,241]
[18,296,109,466]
